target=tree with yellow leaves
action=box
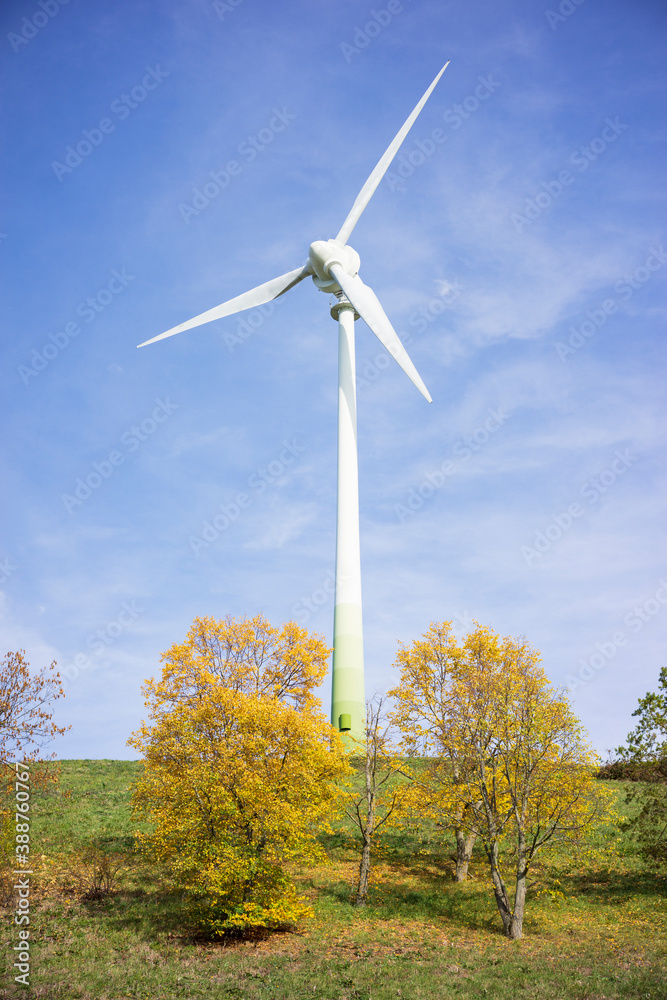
[388,623,478,881]
[390,622,605,939]
[144,613,329,713]
[128,615,350,934]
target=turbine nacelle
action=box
[309,239,360,293]
[138,59,450,405]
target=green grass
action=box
[0,760,665,999]
[28,759,146,846]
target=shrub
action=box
[39,842,137,900]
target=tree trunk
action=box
[355,833,372,906]
[485,841,513,936]
[454,828,477,881]
[508,833,528,939]
[354,715,377,907]
[508,869,526,939]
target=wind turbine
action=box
[139,61,450,744]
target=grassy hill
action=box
[0,759,665,999]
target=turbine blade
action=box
[329,264,432,402]
[137,263,311,347]
[335,61,450,246]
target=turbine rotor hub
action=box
[309,239,360,292]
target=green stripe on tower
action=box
[331,601,365,747]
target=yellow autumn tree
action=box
[388,623,478,880]
[390,622,606,939]
[145,613,329,712]
[128,615,350,934]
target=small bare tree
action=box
[0,650,68,768]
[346,696,410,907]
[0,651,69,901]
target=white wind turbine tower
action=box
[139,62,450,744]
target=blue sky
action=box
[1,0,665,759]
